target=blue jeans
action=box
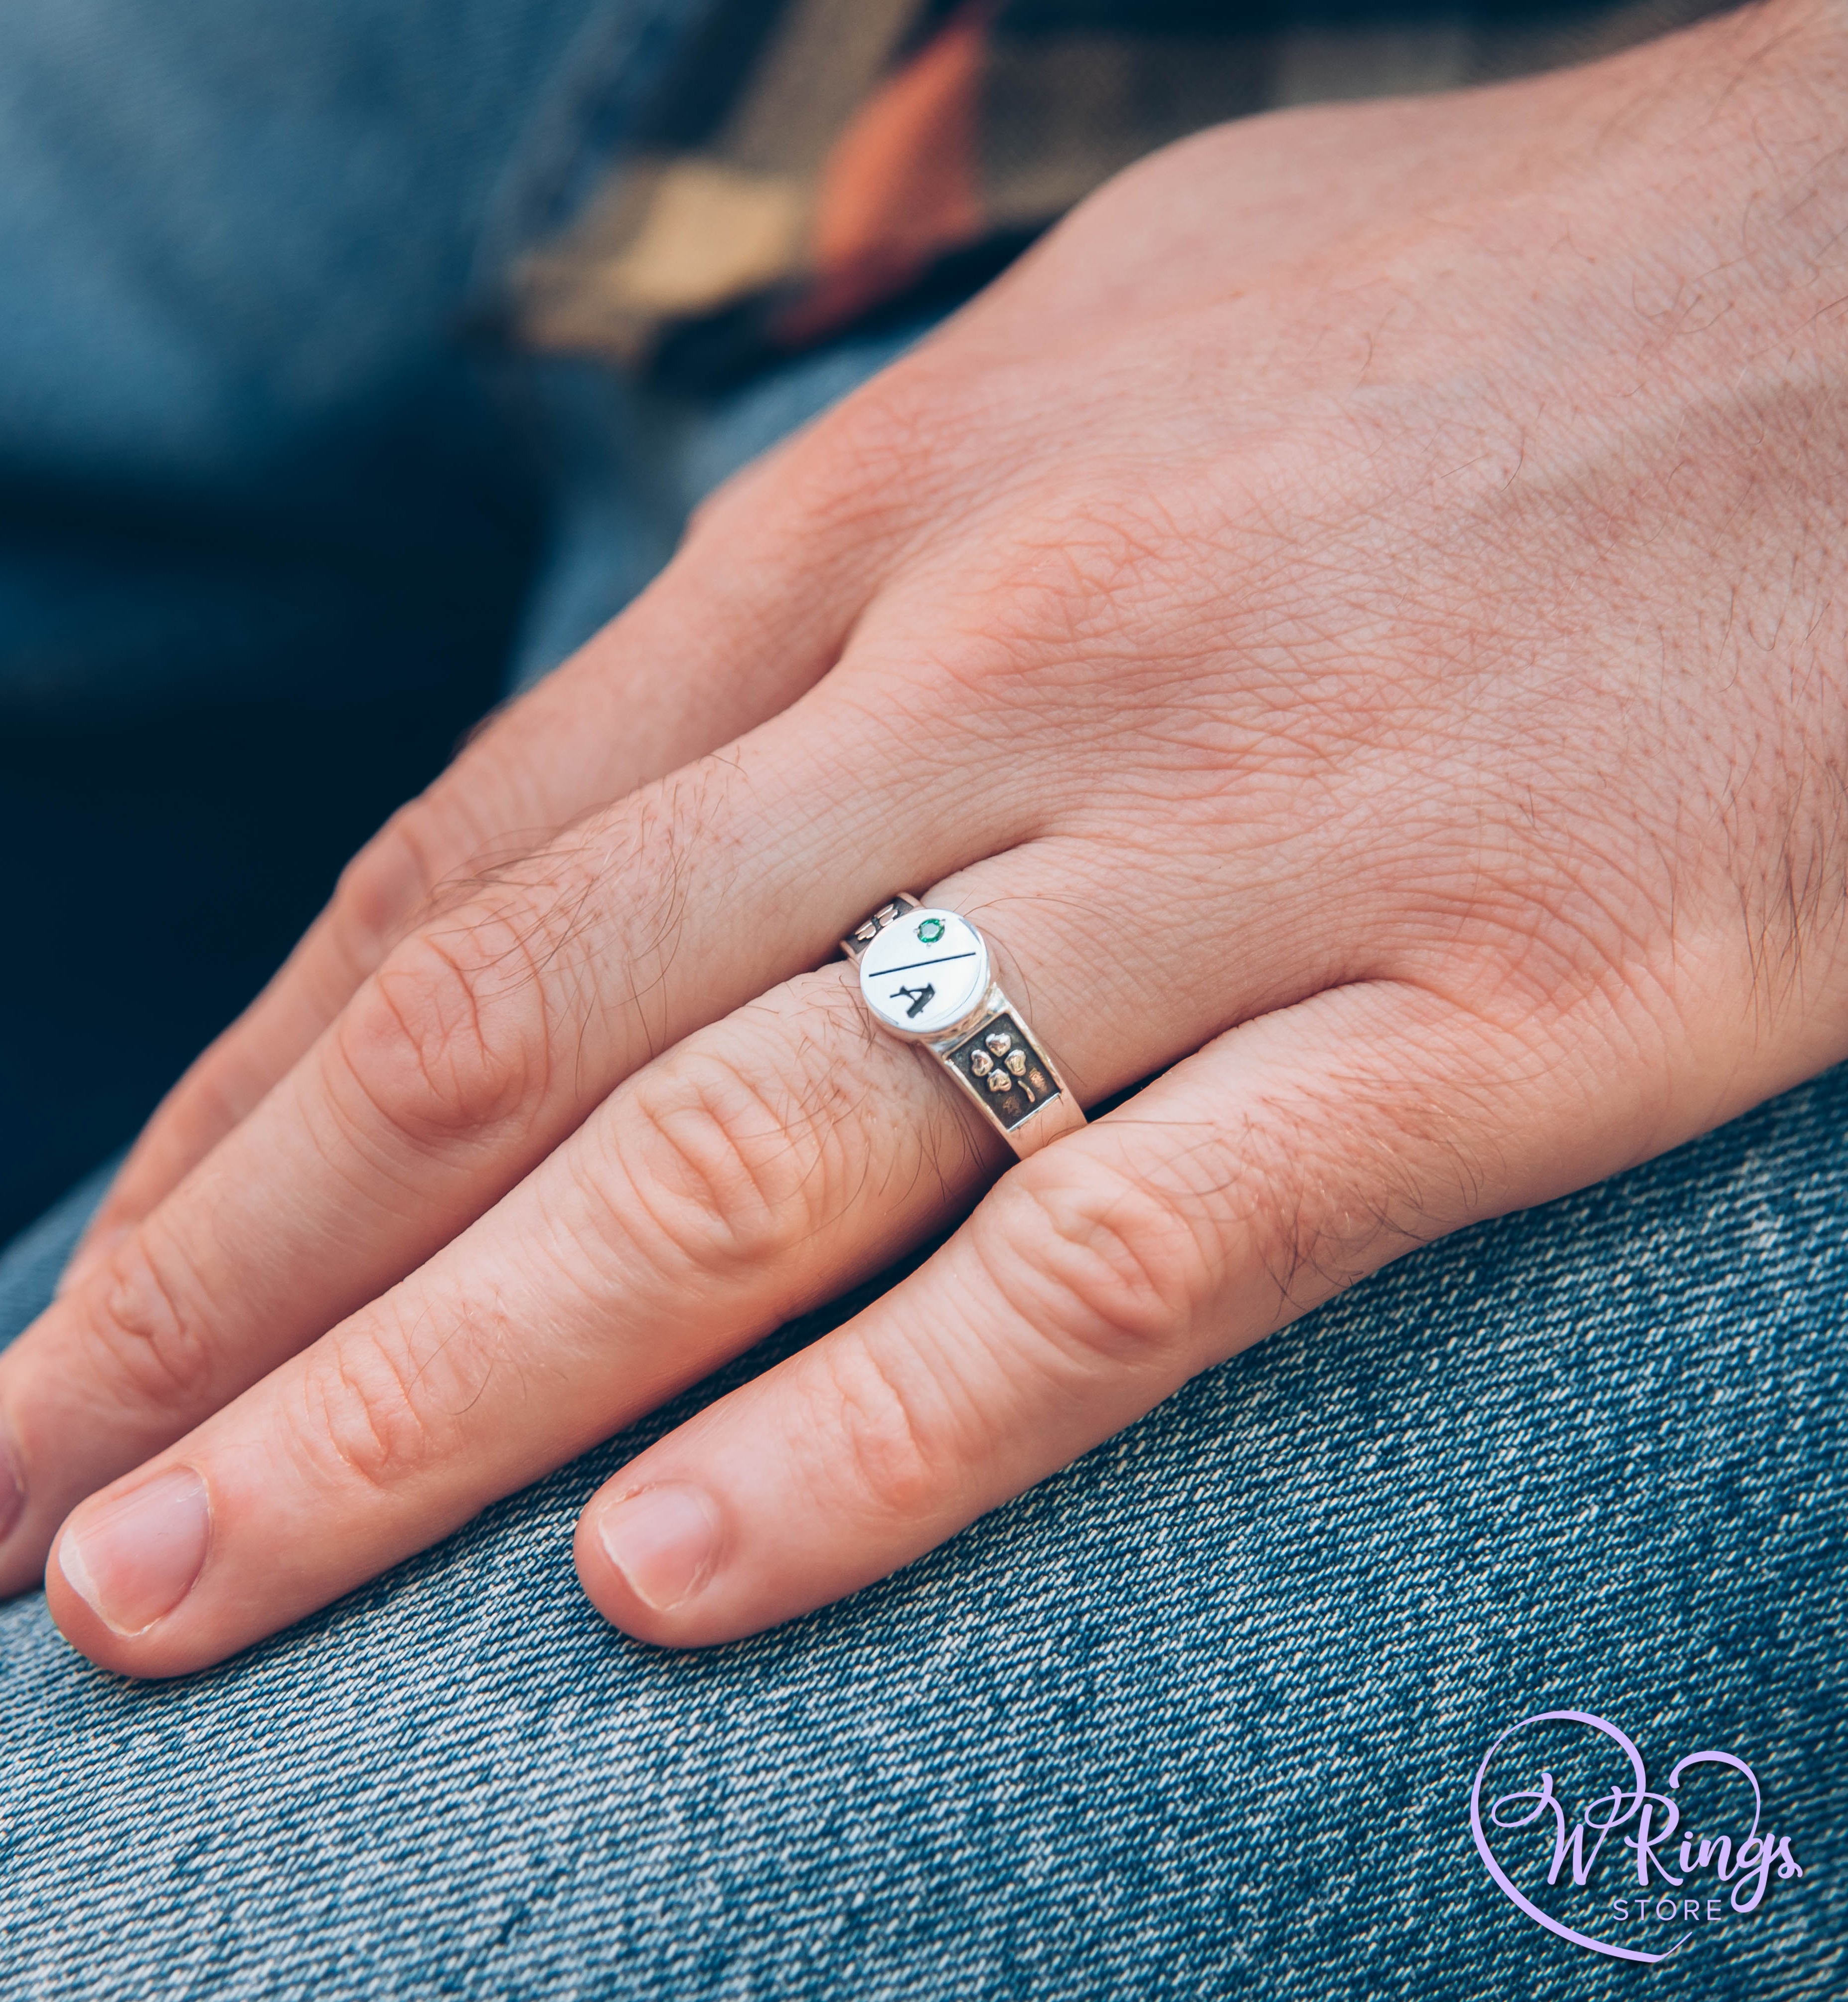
[1,3,1842,1996]
[4,1070,1843,1997]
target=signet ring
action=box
[840,895,1086,1159]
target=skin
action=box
[3,0,1846,1675]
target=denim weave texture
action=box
[0,1069,1842,1999]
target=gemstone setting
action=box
[856,907,990,1039]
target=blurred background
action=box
[0,0,1716,1246]
[2,635,522,1245]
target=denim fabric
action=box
[1,1069,1842,1998]
[0,1164,118,1358]
[0,0,703,722]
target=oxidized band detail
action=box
[840,894,1086,1158]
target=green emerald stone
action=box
[916,917,945,943]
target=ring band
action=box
[841,894,1086,1159]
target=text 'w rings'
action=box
[840,896,1086,1159]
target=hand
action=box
[8,0,1846,1676]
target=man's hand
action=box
[6,0,1846,1675]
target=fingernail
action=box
[596,1484,721,1611]
[56,1224,127,1299]
[0,1428,22,1543]
[57,1467,210,1636]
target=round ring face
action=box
[858,907,990,1039]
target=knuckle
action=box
[734,372,953,553]
[983,1158,1205,1370]
[81,1231,217,1412]
[813,377,942,496]
[973,485,1204,666]
[335,907,556,1146]
[618,1040,837,1281]
[805,1338,944,1526]
[328,804,444,975]
[294,1326,448,1496]
[681,440,874,584]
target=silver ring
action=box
[840,894,1086,1159]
